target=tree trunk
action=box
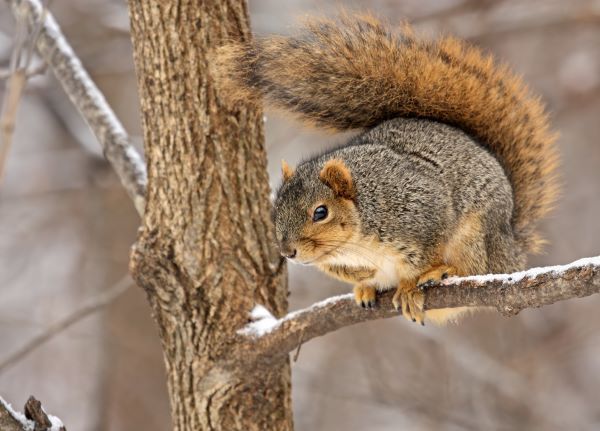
[126,1,292,430]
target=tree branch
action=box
[0,395,65,431]
[235,256,600,366]
[6,0,147,215]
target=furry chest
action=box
[323,245,409,289]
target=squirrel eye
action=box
[312,205,328,222]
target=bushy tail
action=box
[215,13,559,252]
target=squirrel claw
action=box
[354,285,376,309]
[417,266,457,289]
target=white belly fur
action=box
[322,239,472,325]
[323,241,415,290]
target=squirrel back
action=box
[215,13,559,252]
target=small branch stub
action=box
[24,396,52,431]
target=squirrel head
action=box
[273,159,361,264]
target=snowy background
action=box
[1,0,600,429]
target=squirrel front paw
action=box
[392,283,425,325]
[417,265,457,288]
[353,284,377,308]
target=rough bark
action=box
[0,402,24,431]
[234,257,600,367]
[126,1,291,431]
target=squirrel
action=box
[215,13,559,325]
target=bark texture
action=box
[126,1,291,430]
[0,402,24,431]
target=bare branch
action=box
[5,0,147,215]
[0,275,132,374]
[0,2,44,186]
[235,256,600,366]
[0,395,65,431]
[0,70,27,185]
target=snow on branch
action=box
[0,395,65,431]
[6,0,147,215]
[235,256,600,366]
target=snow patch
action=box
[445,255,600,285]
[239,305,278,337]
[47,413,64,431]
[0,396,35,431]
[249,304,274,321]
[283,293,353,322]
[239,294,353,338]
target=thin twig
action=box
[0,274,132,374]
[0,1,35,186]
[292,329,304,362]
[0,70,27,185]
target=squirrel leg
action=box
[323,264,376,284]
[392,279,425,325]
[353,284,377,308]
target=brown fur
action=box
[214,13,559,253]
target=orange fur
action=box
[281,159,294,181]
[442,212,488,274]
[319,159,356,200]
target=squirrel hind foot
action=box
[392,282,425,325]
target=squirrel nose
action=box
[281,248,297,259]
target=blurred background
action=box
[1,0,599,430]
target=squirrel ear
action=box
[281,159,295,182]
[320,159,356,200]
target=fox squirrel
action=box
[215,13,559,324]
